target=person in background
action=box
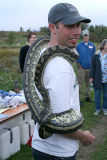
[19,31,37,73]
[89,39,107,115]
[32,3,95,160]
[76,29,96,106]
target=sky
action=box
[0,0,107,31]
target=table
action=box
[0,104,29,125]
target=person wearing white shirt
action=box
[32,3,95,160]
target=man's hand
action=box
[80,130,95,146]
[77,63,83,70]
[89,78,93,83]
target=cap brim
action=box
[60,15,91,25]
[82,34,89,36]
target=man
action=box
[19,31,37,73]
[76,29,96,105]
[32,3,95,160]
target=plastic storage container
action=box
[5,110,32,127]
[0,125,20,160]
[19,119,35,144]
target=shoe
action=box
[85,97,94,102]
[103,111,107,116]
[94,110,100,115]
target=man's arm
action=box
[64,129,95,146]
[77,62,83,69]
[76,45,83,69]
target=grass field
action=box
[0,46,106,160]
[0,31,47,47]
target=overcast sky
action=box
[0,0,107,31]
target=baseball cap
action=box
[82,29,89,36]
[48,3,91,25]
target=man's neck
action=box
[47,39,59,48]
[28,42,32,46]
[101,50,107,56]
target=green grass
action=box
[6,145,32,160]
[90,133,107,160]
[80,91,101,130]
[0,31,47,47]
[0,71,22,91]
[0,48,22,91]
[0,46,106,160]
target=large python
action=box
[23,36,84,139]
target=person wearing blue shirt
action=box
[76,29,96,106]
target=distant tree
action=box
[89,25,94,33]
[20,27,24,32]
[89,25,107,42]
[81,23,89,30]
[5,32,16,46]
[0,31,5,37]
[40,26,50,35]
[27,28,31,32]
[89,25,95,42]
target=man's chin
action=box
[68,44,76,48]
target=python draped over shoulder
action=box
[23,36,84,139]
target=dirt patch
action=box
[77,116,107,160]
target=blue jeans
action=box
[95,83,107,111]
[32,148,77,160]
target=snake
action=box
[23,36,84,139]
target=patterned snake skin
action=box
[23,36,84,139]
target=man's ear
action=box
[49,24,56,34]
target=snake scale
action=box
[23,36,84,139]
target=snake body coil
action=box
[23,36,84,139]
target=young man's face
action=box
[53,22,81,48]
[83,35,89,43]
[29,34,37,45]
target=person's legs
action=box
[102,83,107,114]
[32,148,77,160]
[94,88,101,114]
[84,70,94,102]
[78,69,85,105]
[84,70,90,99]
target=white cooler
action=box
[0,125,20,160]
[17,110,32,123]
[19,119,35,144]
[5,110,32,127]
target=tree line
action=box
[1,24,107,46]
[89,25,107,42]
